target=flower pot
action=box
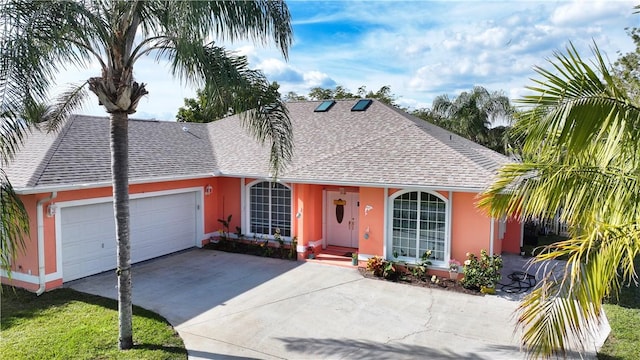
[449,271,458,280]
[308,253,315,259]
[352,258,358,266]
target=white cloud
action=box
[42,1,640,120]
[550,0,635,26]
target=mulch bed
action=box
[203,239,297,260]
[358,268,482,296]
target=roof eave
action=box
[217,171,489,193]
[14,172,217,195]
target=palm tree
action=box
[478,44,640,358]
[1,102,55,282]
[431,86,513,144]
[1,0,293,350]
[1,117,30,276]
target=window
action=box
[391,191,446,262]
[314,100,336,112]
[249,181,291,237]
[351,99,372,111]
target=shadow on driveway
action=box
[277,337,497,359]
[68,248,302,325]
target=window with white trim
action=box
[249,181,291,237]
[391,191,446,262]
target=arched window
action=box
[248,181,291,237]
[391,191,447,262]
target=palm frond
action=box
[47,82,90,132]
[480,42,640,358]
[0,0,99,126]
[159,0,292,58]
[0,169,29,276]
[518,224,640,358]
[156,40,293,175]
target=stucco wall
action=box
[357,187,385,257]
[451,192,491,262]
[3,178,216,291]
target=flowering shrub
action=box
[366,256,385,277]
[460,250,503,290]
[366,256,403,280]
[448,259,461,272]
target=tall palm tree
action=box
[1,0,293,350]
[431,86,513,144]
[478,44,640,358]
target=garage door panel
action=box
[62,192,198,281]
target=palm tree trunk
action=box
[110,111,133,350]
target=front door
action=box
[326,191,359,248]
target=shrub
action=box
[382,259,403,281]
[409,250,432,280]
[367,256,405,281]
[366,256,385,277]
[460,250,503,290]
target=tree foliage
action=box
[478,43,640,358]
[613,27,640,102]
[412,86,516,154]
[177,81,281,123]
[0,102,58,279]
[285,85,399,107]
[1,0,293,350]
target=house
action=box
[2,99,523,292]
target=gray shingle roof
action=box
[211,100,513,190]
[5,100,512,192]
[5,115,215,190]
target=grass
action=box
[1,285,187,360]
[522,233,638,359]
[597,258,640,360]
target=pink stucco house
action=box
[3,99,522,292]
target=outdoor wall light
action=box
[296,210,302,219]
[204,184,213,196]
[47,203,57,217]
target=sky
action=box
[53,0,640,121]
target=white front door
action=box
[326,191,359,248]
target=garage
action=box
[61,191,198,281]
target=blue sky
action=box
[55,0,640,120]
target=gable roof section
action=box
[6,100,513,193]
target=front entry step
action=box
[306,245,359,268]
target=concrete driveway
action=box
[68,249,591,359]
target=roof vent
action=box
[314,100,336,112]
[351,99,372,112]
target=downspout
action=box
[489,218,495,256]
[36,192,57,295]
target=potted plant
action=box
[448,259,461,280]
[351,252,358,266]
[307,246,315,259]
[520,246,526,257]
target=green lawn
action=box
[597,259,640,360]
[1,285,187,360]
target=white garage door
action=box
[61,192,198,281]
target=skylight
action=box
[314,100,336,112]
[351,99,372,112]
